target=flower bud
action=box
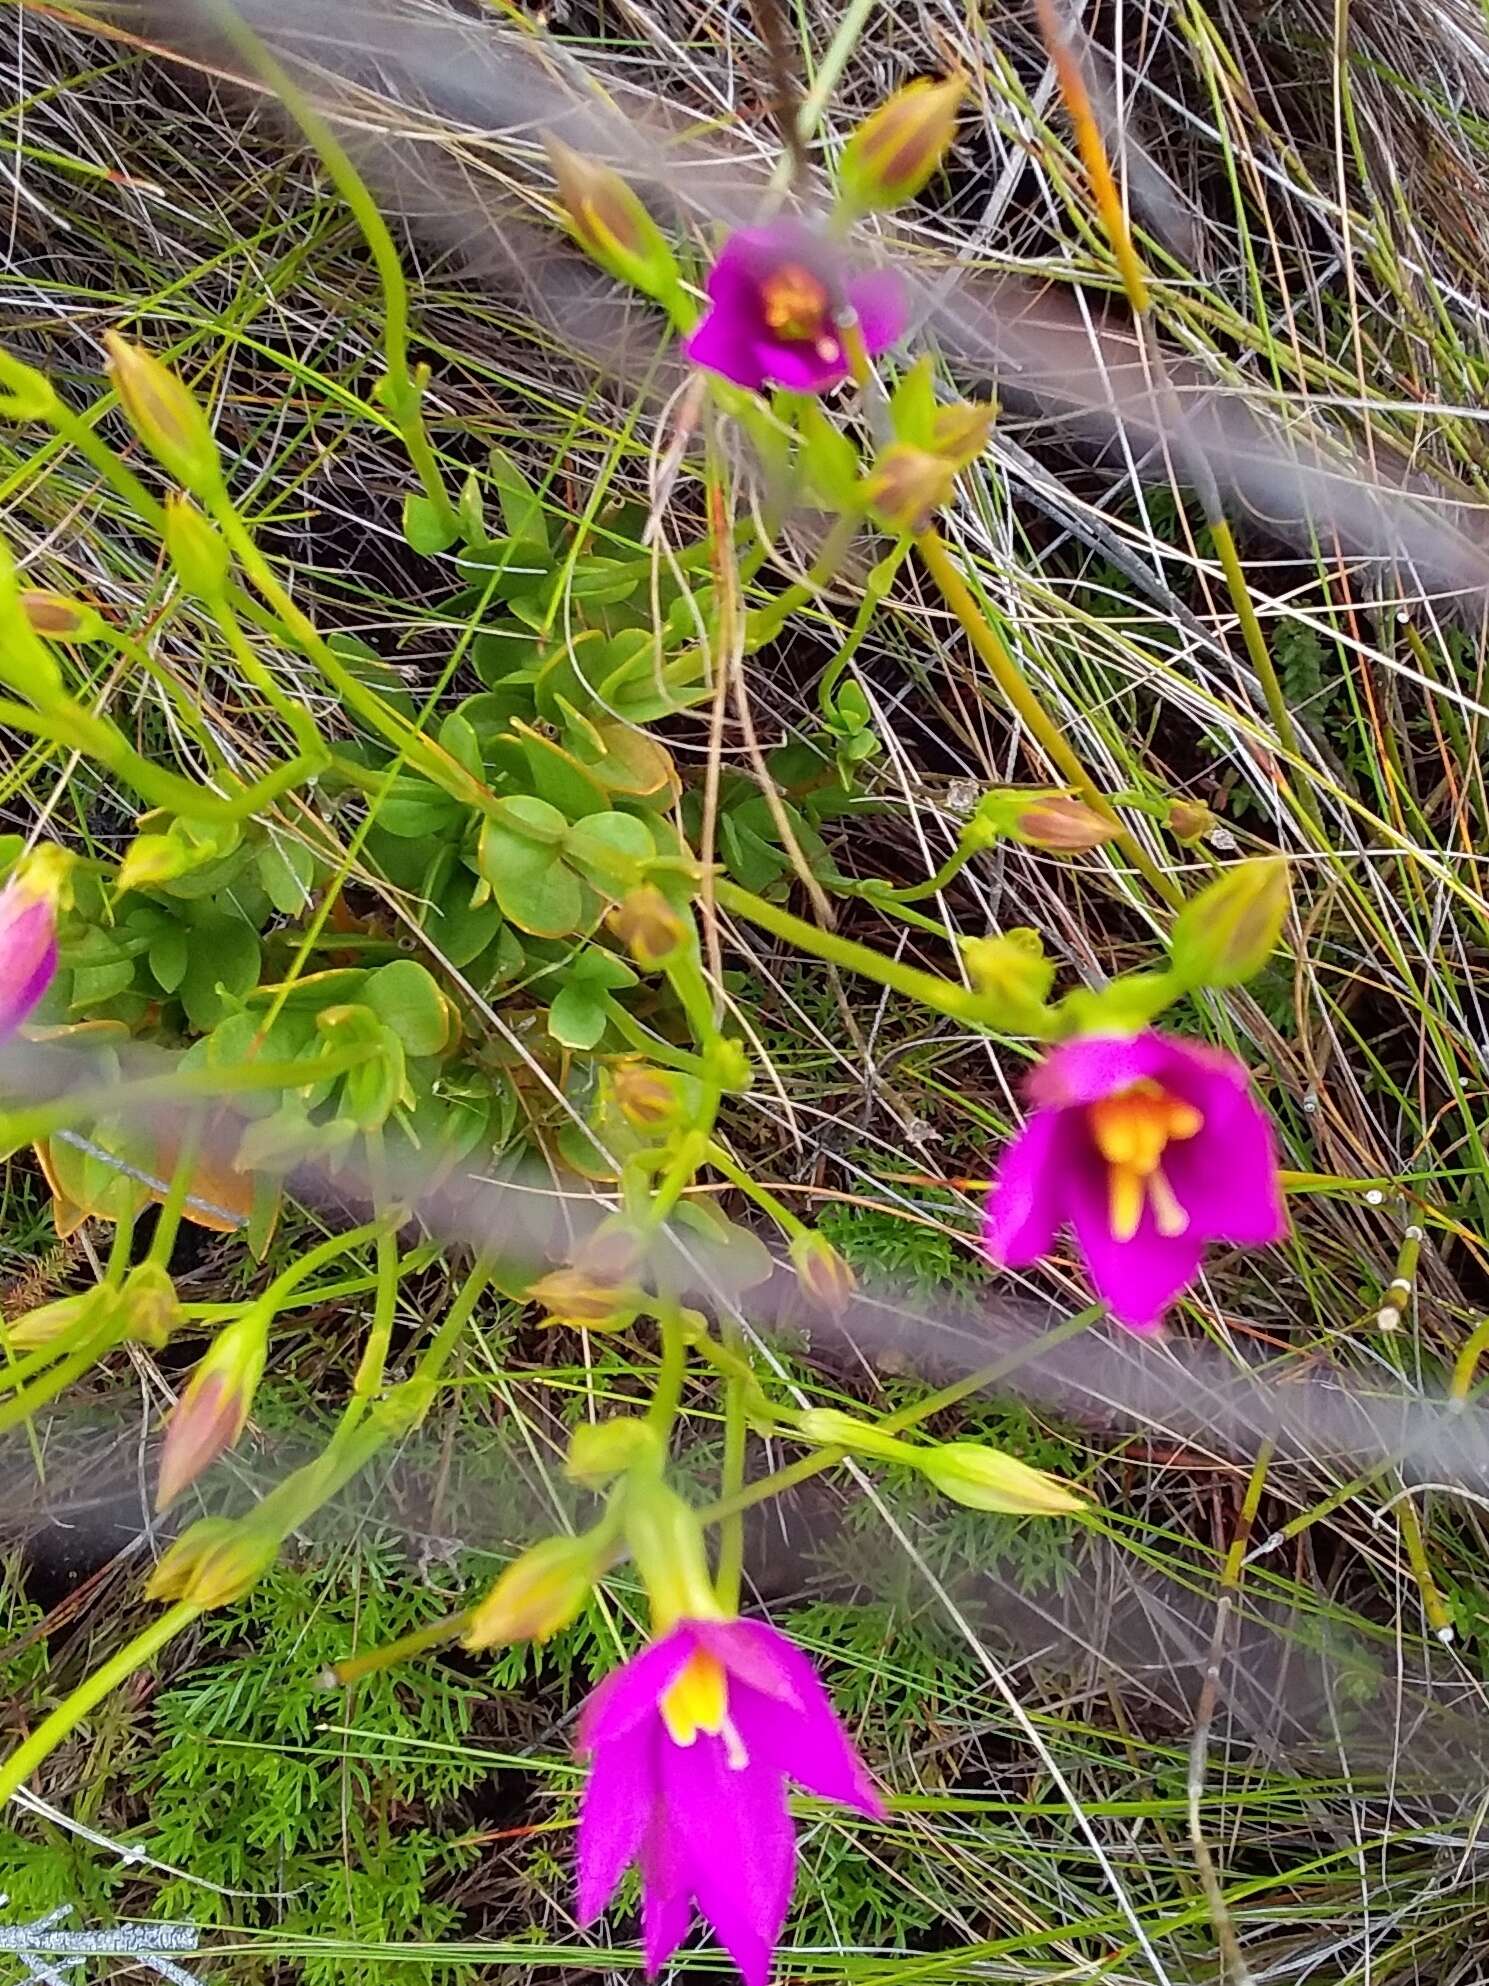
[1010,794,1120,854]
[611,1060,679,1131]
[544,137,680,302]
[163,493,231,598]
[528,1267,639,1333]
[20,590,105,642]
[566,1415,663,1487]
[0,347,57,421]
[0,847,67,1041]
[962,930,1055,1015]
[840,76,967,213]
[146,1516,277,1609]
[863,445,955,536]
[606,886,688,970]
[103,331,224,497]
[796,1408,910,1464]
[1170,856,1289,990]
[1167,799,1216,844]
[120,1261,180,1349]
[4,1286,112,1353]
[930,400,995,468]
[463,1535,599,1649]
[916,1442,1086,1515]
[789,1231,856,1316]
[155,1309,268,1509]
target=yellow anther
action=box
[659,1649,729,1747]
[761,264,830,343]
[1089,1079,1203,1244]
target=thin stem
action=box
[0,1601,199,1807]
[914,528,1178,907]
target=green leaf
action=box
[453,536,551,600]
[258,836,316,915]
[457,467,484,545]
[402,491,459,555]
[477,815,586,938]
[327,633,415,720]
[437,711,484,781]
[371,777,466,840]
[473,622,541,689]
[148,924,189,994]
[798,399,862,509]
[424,876,505,969]
[70,958,138,1010]
[362,959,451,1058]
[547,980,608,1050]
[563,809,654,890]
[179,916,261,1031]
[488,448,549,548]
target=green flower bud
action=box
[104,331,224,497]
[611,1060,680,1131]
[566,1415,663,1487]
[119,1262,180,1349]
[528,1266,640,1333]
[0,347,58,421]
[606,886,689,970]
[163,493,231,598]
[840,76,966,213]
[1167,799,1216,844]
[146,1516,277,1609]
[795,1408,910,1464]
[463,1535,600,1649]
[1170,856,1289,990]
[544,137,680,303]
[916,1442,1086,1515]
[4,1286,112,1354]
[961,929,1056,1017]
[20,590,105,642]
[624,1478,721,1631]
[788,1232,856,1316]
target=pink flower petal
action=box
[982,1108,1071,1268]
[756,338,848,392]
[1027,1031,1176,1111]
[1168,1081,1287,1248]
[1066,1158,1203,1330]
[0,884,57,1040]
[576,1726,654,1925]
[845,267,908,355]
[577,1626,698,1753]
[696,1618,804,1709]
[641,1877,692,1978]
[685,311,768,391]
[662,1738,793,1986]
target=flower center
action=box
[759,264,841,363]
[659,1649,749,1768]
[1087,1079,1204,1244]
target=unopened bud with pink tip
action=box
[606,886,689,970]
[155,1308,268,1509]
[789,1231,856,1316]
[0,845,69,1042]
[104,331,224,498]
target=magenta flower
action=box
[0,866,59,1041]
[983,1030,1286,1331]
[684,220,907,393]
[576,1615,881,1986]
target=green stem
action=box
[0,1600,199,1807]
[646,1303,690,1444]
[915,527,1179,908]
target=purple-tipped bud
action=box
[156,1310,267,1509]
[0,848,65,1041]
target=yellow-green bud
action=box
[146,1516,277,1609]
[789,1232,856,1316]
[463,1535,599,1649]
[840,76,966,213]
[929,400,995,468]
[606,886,688,970]
[624,1478,721,1631]
[611,1060,680,1131]
[528,1266,639,1333]
[863,445,955,536]
[120,1261,180,1349]
[163,493,231,598]
[566,1415,663,1487]
[917,1442,1086,1515]
[20,590,105,642]
[1167,799,1216,844]
[4,1286,112,1354]
[103,331,224,497]
[962,930,1055,1014]
[1170,856,1289,990]
[544,137,679,302]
